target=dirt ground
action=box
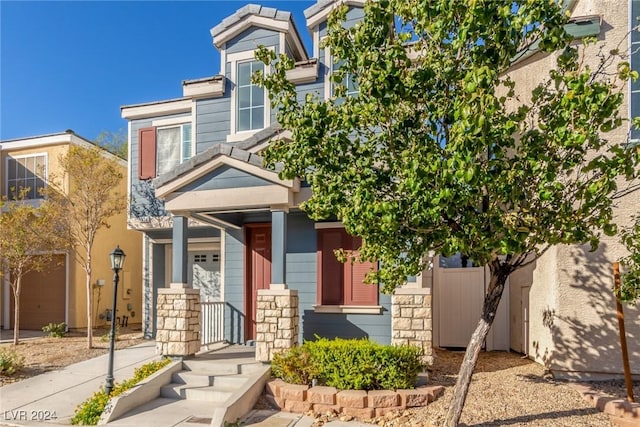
[0,326,146,387]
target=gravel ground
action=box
[305,349,624,427]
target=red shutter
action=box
[138,127,157,180]
[318,229,344,305]
[344,235,378,305]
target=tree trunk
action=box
[443,261,511,427]
[86,250,93,349]
[12,277,21,345]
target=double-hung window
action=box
[227,50,270,142]
[6,153,47,200]
[138,122,192,180]
[324,43,359,100]
[237,60,265,132]
[316,227,378,307]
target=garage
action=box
[10,254,66,330]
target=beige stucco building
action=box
[506,0,640,378]
[0,130,142,331]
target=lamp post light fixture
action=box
[105,245,126,396]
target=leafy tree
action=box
[257,1,639,425]
[0,190,67,345]
[619,215,640,303]
[95,129,128,160]
[44,145,126,349]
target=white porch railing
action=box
[201,301,225,346]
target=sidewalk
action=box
[0,340,158,426]
[0,342,370,427]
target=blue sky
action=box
[1,0,315,141]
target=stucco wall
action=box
[507,0,640,377]
[0,139,142,330]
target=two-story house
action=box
[123,0,638,377]
[0,130,142,332]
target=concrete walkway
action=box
[0,342,367,427]
[0,340,158,426]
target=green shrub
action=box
[71,358,171,425]
[271,345,320,385]
[42,322,67,338]
[271,338,425,391]
[0,348,25,375]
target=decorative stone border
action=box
[264,379,444,419]
[571,384,640,427]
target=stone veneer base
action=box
[264,379,444,419]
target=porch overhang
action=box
[153,144,304,225]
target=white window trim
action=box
[324,41,358,100]
[5,152,48,201]
[153,122,194,173]
[227,49,273,142]
[314,221,344,229]
[313,304,383,314]
[323,39,332,100]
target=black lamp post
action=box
[105,245,126,396]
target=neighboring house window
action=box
[138,123,192,180]
[237,60,265,132]
[317,228,378,306]
[631,0,640,143]
[6,154,47,200]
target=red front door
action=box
[245,224,271,340]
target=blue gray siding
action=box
[181,165,271,192]
[318,6,362,39]
[226,27,280,54]
[286,212,391,344]
[195,96,231,152]
[129,113,190,219]
[221,212,391,345]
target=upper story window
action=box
[227,50,270,142]
[324,44,359,100]
[237,60,265,132]
[157,124,192,176]
[138,122,192,180]
[333,60,358,98]
[6,153,47,200]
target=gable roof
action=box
[210,4,308,61]
[0,130,126,166]
[152,123,287,192]
[304,0,365,30]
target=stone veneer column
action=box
[391,286,433,364]
[255,287,299,362]
[156,285,201,357]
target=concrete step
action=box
[105,345,271,426]
[160,382,236,402]
[105,397,217,426]
[171,371,214,387]
[182,359,243,375]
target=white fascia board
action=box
[155,155,299,199]
[0,133,73,150]
[121,99,192,120]
[182,78,225,98]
